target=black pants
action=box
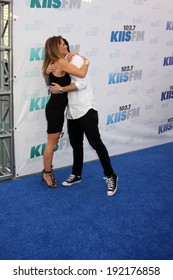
[67,109,115,177]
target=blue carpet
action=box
[0,142,173,260]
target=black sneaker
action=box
[106,174,118,196]
[62,174,81,186]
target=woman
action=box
[42,36,89,188]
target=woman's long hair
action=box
[42,35,63,77]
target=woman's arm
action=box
[45,63,58,85]
[45,75,50,86]
[58,57,89,78]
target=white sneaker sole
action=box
[62,180,81,187]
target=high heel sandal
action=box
[51,165,57,184]
[41,169,58,188]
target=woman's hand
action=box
[82,56,90,66]
[66,52,78,62]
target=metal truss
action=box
[0,0,14,181]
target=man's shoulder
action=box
[71,54,84,66]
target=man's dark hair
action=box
[63,38,70,52]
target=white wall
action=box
[13,0,173,177]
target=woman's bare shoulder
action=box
[57,58,67,65]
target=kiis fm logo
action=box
[166,21,173,30]
[29,45,79,61]
[163,54,173,66]
[30,96,50,111]
[108,65,142,84]
[107,104,140,125]
[158,118,173,134]
[30,0,81,8]
[30,137,70,158]
[110,25,145,42]
[160,86,173,101]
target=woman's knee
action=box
[47,134,60,149]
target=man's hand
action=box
[50,83,61,94]
[46,63,57,74]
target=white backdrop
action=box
[13,0,173,177]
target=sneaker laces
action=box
[106,176,115,191]
[67,174,76,182]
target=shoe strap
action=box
[43,170,52,175]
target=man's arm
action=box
[51,55,88,94]
[50,82,78,94]
[50,77,88,93]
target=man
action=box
[50,39,118,196]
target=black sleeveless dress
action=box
[45,72,71,133]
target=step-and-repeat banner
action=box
[13,0,173,177]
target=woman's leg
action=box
[44,132,60,171]
[43,132,61,187]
